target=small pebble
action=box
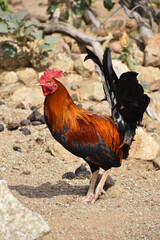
[13,146,21,152]
[88,106,94,112]
[70,84,79,91]
[19,128,31,135]
[20,119,31,126]
[32,121,42,126]
[30,106,36,110]
[0,167,6,172]
[39,115,45,124]
[77,103,83,107]
[16,103,25,109]
[35,138,44,145]
[22,170,31,175]
[0,101,5,105]
[27,110,41,121]
[71,94,78,101]
[62,172,76,180]
[75,165,87,175]
[0,124,4,132]
[12,166,20,170]
[30,104,41,111]
[7,122,19,131]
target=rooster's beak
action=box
[36,83,41,86]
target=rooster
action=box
[38,48,150,203]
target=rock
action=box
[79,82,104,101]
[62,172,76,180]
[0,167,6,172]
[132,65,160,91]
[0,101,5,105]
[16,68,38,87]
[153,157,160,169]
[16,103,25,109]
[0,180,50,240]
[39,115,45,124]
[131,44,144,65]
[13,146,21,152]
[19,128,31,135]
[7,122,19,131]
[35,138,44,145]
[32,121,42,126]
[12,166,20,170]
[71,93,78,101]
[74,54,96,78]
[112,60,129,78]
[91,2,124,32]
[70,83,80,91]
[109,40,121,54]
[2,71,18,85]
[22,170,31,175]
[129,127,159,160]
[51,52,74,73]
[0,105,28,124]
[92,100,111,115]
[148,92,160,119]
[63,74,83,85]
[11,86,44,107]
[0,124,4,132]
[144,34,160,67]
[20,119,31,126]
[27,110,41,122]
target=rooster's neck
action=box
[44,81,78,133]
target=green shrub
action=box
[0,9,59,68]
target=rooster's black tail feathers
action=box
[84,47,150,158]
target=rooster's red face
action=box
[38,68,63,96]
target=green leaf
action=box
[1,41,18,57]
[0,22,8,32]
[44,35,59,44]
[140,81,151,93]
[24,19,41,27]
[25,25,35,34]
[72,0,85,17]
[47,2,59,14]
[0,0,8,11]
[64,10,69,22]
[0,9,15,22]
[16,10,28,24]
[104,0,114,10]
[30,30,43,39]
[19,25,25,37]
[39,43,53,51]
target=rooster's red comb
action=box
[39,68,63,83]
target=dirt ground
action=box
[0,0,160,239]
[0,120,160,240]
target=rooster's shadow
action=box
[9,180,89,198]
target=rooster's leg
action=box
[82,169,99,202]
[91,168,111,204]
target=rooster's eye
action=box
[47,81,51,84]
